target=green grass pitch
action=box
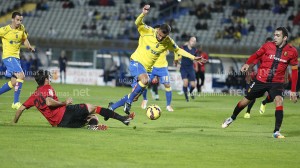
[0,79,300,168]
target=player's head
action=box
[34,70,52,86]
[273,27,288,47]
[156,24,171,42]
[265,37,273,43]
[188,36,197,47]
[11,12,23,28]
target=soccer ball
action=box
[146,104,162,120]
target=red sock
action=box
[95,106,102,114]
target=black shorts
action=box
[58,104,89,128]
[245,80,284,101]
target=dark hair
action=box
[265,37,273,42]
[34,70,51,86]
[153,25,160,29]
[12,12,22,18]
[159,24,171,34]
[276,27,288,38]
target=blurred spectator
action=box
[48,27,57,37]
[36,0,50,11]
[248,22,255,32]
[62,0,75,8]
[81,22,88,36]
[58,50,68,84]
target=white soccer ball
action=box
[146,104,162,120]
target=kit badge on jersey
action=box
[283,51,287,56]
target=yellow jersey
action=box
[153,50,169,68]
[131,13,195,72]
[0,24,28,59]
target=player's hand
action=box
[142,5,150,15]
[240,64,250,72]
[65,98,73,105]
[28,46,35,52]
[194,56,207,63]
[290,92,298,103]
[173,60,179,67]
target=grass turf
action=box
[0,79,300,168]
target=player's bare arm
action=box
[45,97,73,107]
[290,65,298,103]
[13,105,26,123]
[24,39,35,52]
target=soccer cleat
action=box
[123,102,131,115]
[244,113,250,119]
[108,102,114,111]
[87,124,108,131]
[122,112,136,126]
[166,105,174,112]
[155,95,159,101]
[12,102,22,110]
[221,117,233,128]
[141,100,148,109]
[273,131,285,139]
[259,102,266,114]
[191,95,195,100]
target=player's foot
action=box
[273,131,285,139]
[122,112,136,126]
[221,117,233,128]
[166,105,174,112]
[12,102,22,110]
[186,98,189,102]
[191,95,195,100]
[155,95,159,101]
[87,124,108,131]
[141,100,148,109]
[259,102,266,114]
[124,102,131,115]
[244,113,250,119]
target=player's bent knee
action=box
[86,104,96,113]
[274,96,283,105]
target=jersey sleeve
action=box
[0,26,8,37]
[23,94,35,109]
[289,49,299,66]
[246,43,267,64]
[135,13,152,35]
[21,24,28,41]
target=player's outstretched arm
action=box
[135,5,150,26]
[13,105,26,123]
[45,97,72,107]
[24,39,35,52]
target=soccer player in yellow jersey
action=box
[141,50,175,112]
[0,12,35,110]
[109,5,205,114]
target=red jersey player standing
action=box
[13,70,135,130]
[194,45,209,94]
[222,27,298,138]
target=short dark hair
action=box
[153,25,160,29]
[34,70,51,86]
[276,27,288,38]
[12,12,22,18]
[159,24,171,34]
[265,37,273,42]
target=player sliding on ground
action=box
[222,27,298,138]
[13,70,135,130]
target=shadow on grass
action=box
[285,130,300,137]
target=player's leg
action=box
[199,71,205,93]
[244,99,256,119]
[90,104,135,126]
[60,69,63,84]
[188,70,196,99]
[195,71,201,93]
[259,94,272,114]
[63,69,66,84]
[0,58,18,96]
[269,84,285,138]
[222,80,266,128]
[141,72,154,109]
